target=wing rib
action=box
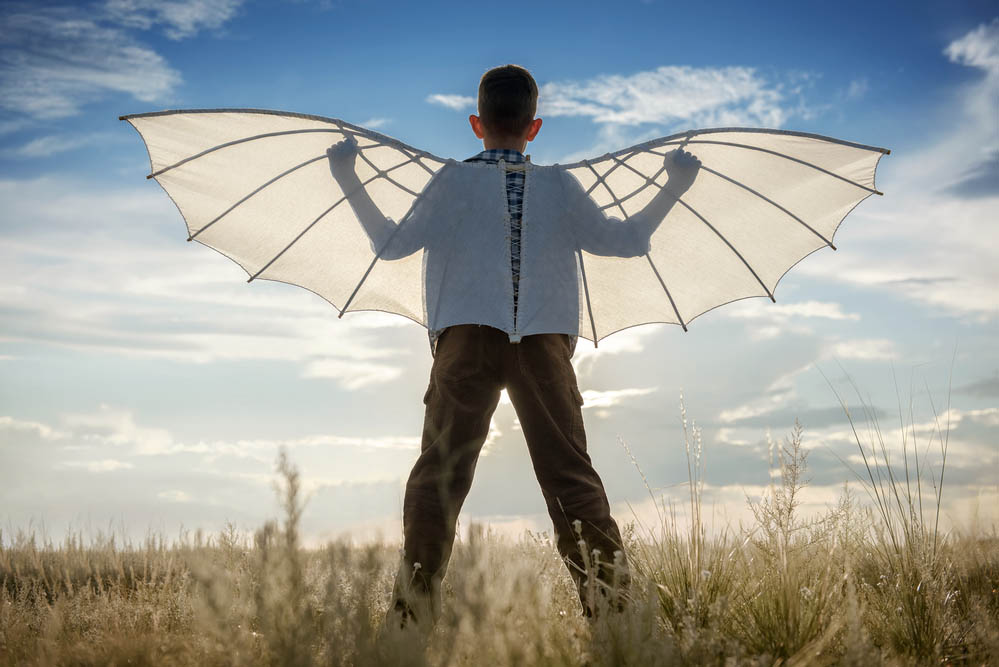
[149,128,340,178]
[584,161,629,219]
[699,164,836,249]
[645,254,687,332]
[249,156,431,281]
[652,139,883,196]
[676,197,776,302]
[187,154,327,241]
[577,250,599,347]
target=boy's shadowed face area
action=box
[471,64,542,153]
[468,114,542,153]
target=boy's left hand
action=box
[663,148,701,195]
[327,136,359,181]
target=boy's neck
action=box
[481,140,526,153]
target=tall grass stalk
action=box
[821,362,964,661]
[0,375,995,665]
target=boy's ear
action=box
[469,114,485,139]
[526,117,543,142]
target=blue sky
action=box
[1,0,996,546]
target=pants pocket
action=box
[423,381,434,405]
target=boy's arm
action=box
[567,148,701,257]
[327,137,428,260]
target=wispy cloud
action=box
[795,19,999,320]
[0,5,181,118]
[104,0,244,40]
[7,132,111,158]
[425,94,475,111]
[158,489,193,502]
[0,176,416,389]
[944,17,999,75]
[828,338,896,361]
[301,357,404,389]
[538,65,805,128]
[726,300,861,322]
[581,386,658,419]
[360,117,390,129]
[846,77,869,100]
[61,459,135,472]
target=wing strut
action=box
[652,139,884,196]
[576,250,599,347]
[698,165,837,249]
[188,154,327,241]
[676,198,776,302]
[645,254,687,332]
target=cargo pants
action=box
[387,323,631,629]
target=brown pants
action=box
[389,324,631,626]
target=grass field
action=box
[2,391,997,666]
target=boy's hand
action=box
[663,148,701,196]
[327,135,359,181]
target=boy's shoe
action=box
[383,595,435,639]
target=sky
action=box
[1,0,997,548]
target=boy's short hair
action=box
[478,64,538,138]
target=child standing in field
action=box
[328,64,699,634]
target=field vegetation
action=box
[2,384,996,665]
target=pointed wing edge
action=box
[557,126,890,167]
[118,107,452,166]
[117,108,444,329]
[582,148,890,347]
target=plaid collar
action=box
[466,148,526,164]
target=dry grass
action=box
[1,386,996,666]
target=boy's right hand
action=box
[327,135,359,181]
[663,148,701,196]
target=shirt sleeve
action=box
[375,164,450,260]
[561,169,651,258]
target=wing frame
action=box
[558,127,891,345]
[119,108,454,327]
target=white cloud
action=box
[0,415,69,440]
[61,459,134,472]
[158,489,192,502]
[726,300,860,322]
[0,5,181,118]
[944,17,999,75]
[828,338,896,361]
[104,0,244,40]
[425,94,475,111]
[571,325,661,378]
[301,357,404,389]
[846,77,869,100]
[63,404,175,455]
[36,405,422,460]
[794,20,999,319]
[0,176,420,389]
[7,132,110,158]
[580,387,657,410]
[360,117,390,129]
[480,416,502,457]
[538,66,802,128]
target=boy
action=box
[328,64,699,634]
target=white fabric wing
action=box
[122,111,889,348]
[559,129,889,342]
[121,109,447,326]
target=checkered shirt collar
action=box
[468,148,526,164]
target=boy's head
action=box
[469,64,542,151]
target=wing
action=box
[120,108,449,327]
[559,127,890,343]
